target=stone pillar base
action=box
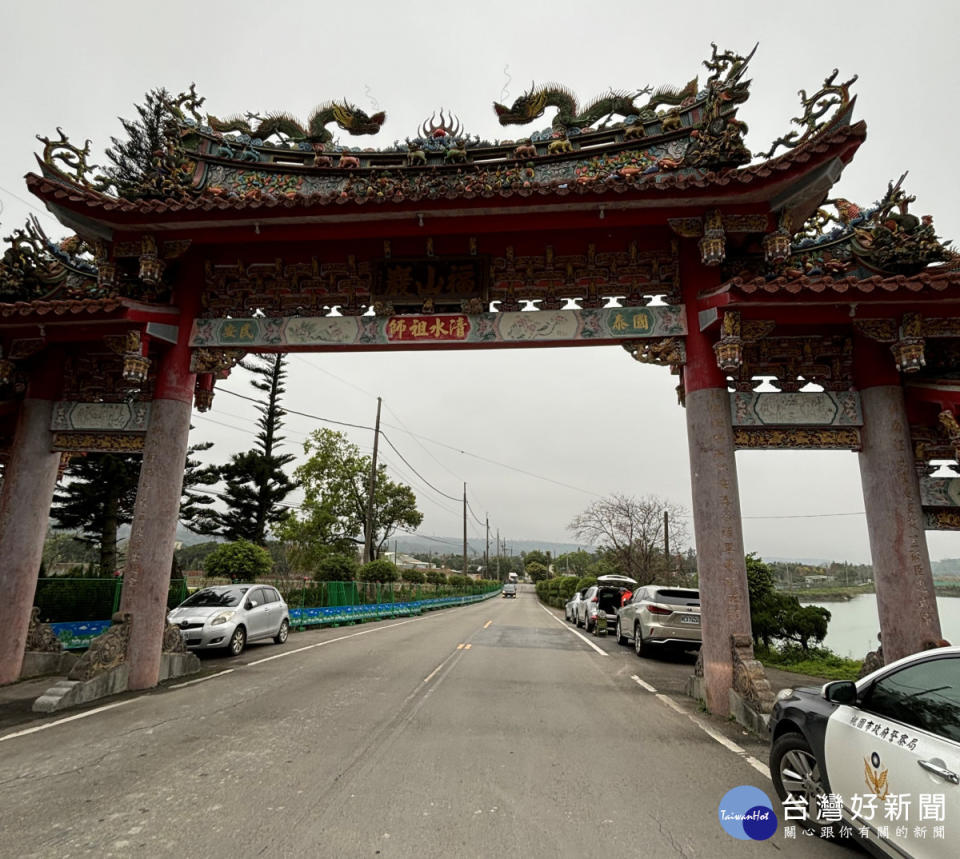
[32,652,200,713]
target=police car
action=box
[769,645,960,857]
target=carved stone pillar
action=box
[0,354,63,684]
[856,335,941,661]
[681,242,754,715]
[120,290,197,690]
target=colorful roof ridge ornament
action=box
[772,174,957,279]
[757,68,858,160]
[205,99,386,147]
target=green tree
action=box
[50,454,140,575]
[282,429,423,561]
[402,569,426,584]
[204,539,273,582]
[782,604,832,652]
[425,570,448,587]
[312,552,359,582]
[526,562,550,583]
[359,559,399,583]
[199,355,297,544]
[554,550,594,577]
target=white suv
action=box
[615,585,701,656]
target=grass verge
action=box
[755,643,862,681]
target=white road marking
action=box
[630,674,658,693]
[0,697,141,743]
[246,617,422,666]
[539,604,607,656]
[168,669,234,688]
[625,679,770,780]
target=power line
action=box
[742,511,865,520]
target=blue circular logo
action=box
[718,786,778,841]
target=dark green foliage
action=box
[102,88,176,199]
[204,539,273,581]
[281,428,422,565]
[313,553,360,582]
[401,569,426,584]
[198,355,297,544]
[535,574,581,608]
[525,561,550,583]
[359,559,400,583]
[747,553,833,651]
[51,453,141,575]
[575,575,598,592]
[425,570,448,586]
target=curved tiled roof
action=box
[0,297,125,318]
[26,121,866,218]
[721,268,960,297]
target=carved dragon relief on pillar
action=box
[731,634,776,714]
[25,607,63,653]
[67,613,186,682]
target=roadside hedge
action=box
[535,575,580,609]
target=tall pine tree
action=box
[51,439,220,574]
[197,355,297,544]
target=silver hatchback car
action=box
[168,584,290,656]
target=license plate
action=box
[680,615,700,625]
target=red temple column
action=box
[0,352,63,684]
[680,244,752,716]
[121,294,197,690]
[855,334,941,663]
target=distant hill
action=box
[391,535,586,558]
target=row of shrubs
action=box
[536,575,598,609]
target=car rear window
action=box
[650,589,700,606]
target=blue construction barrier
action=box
[49,589,500,646]
[288,589,498,628]
[50,620,112,649]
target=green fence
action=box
[32,577,189,624]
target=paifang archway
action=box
[2,45,958,716]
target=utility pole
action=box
[363,396,382,564]
[485,515,490,576]
[496,528,501,579]
[664,510,670,580]
[462,483,468,578]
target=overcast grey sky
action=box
[3,1,959,563]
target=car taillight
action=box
[591,596,599,603]
[645,603,671,615]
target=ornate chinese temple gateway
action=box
[2,44,959,716]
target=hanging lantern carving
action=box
[194,374,215,412]
[763,213,793,264]
[0,358,15,387]
[120,330,151,384]
[698,210,726,266]
[713,311,743,372]
[138,235,164,285]
[891,312,926,373]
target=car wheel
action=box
[616,619,628,646]
[274,619,289,645]
[770,732,834,837]
[634,625,647,658]
[227,625,246,656]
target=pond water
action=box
[799,593,960,658]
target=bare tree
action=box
[568,493,689,583]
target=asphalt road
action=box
[0,588,862,858]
